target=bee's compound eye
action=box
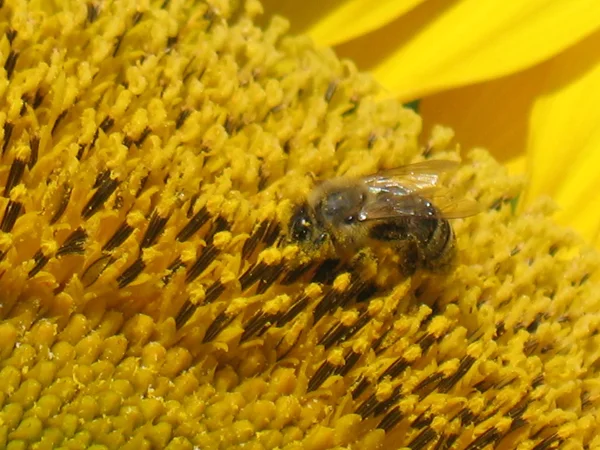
[293,219,312,241]
[290,208,313,242]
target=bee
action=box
[288,160,479,274]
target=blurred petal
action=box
[505,155,527,177]
[551,135,600,245]
[419,70,537,165]
[421,30,600,245]
[259,0,424,46]
[334,0,600,100]
[526,31,600,245]
[307,0,426,46]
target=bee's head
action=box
[289,203,327,246]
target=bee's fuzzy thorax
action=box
[0,1,598,449]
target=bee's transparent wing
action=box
[425,193,481,219]
[358,189,480,220]
[359,160,480,220]
[362,159,460,194]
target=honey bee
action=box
[288,160,479,274]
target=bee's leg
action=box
[397,240,419,277]
[421,221,456,273]
[369,222,410,242]
[369,222,420,276]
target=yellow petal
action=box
[307,0,426,46]
[420,30,600,246]
[419,70,536,165]
[260,0,425,46]
[526,31,600,245]
[505,154,526,177]
[334,0,600,100]
[551,136,600,245]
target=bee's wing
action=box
[359,160,480,220]
[362,160,460,194]
[423,192,481,219]
[358,188,480,220]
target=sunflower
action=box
[0,1,599,449]
[260,0,600,248]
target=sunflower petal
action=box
[307,0,426,46]
[419,70,536,165]
[334,0,600,100]
[526,31,600,245]
[260,0,425,46]
[551,140,600,245]
[420,30,600,245]
[505,155,527,177]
